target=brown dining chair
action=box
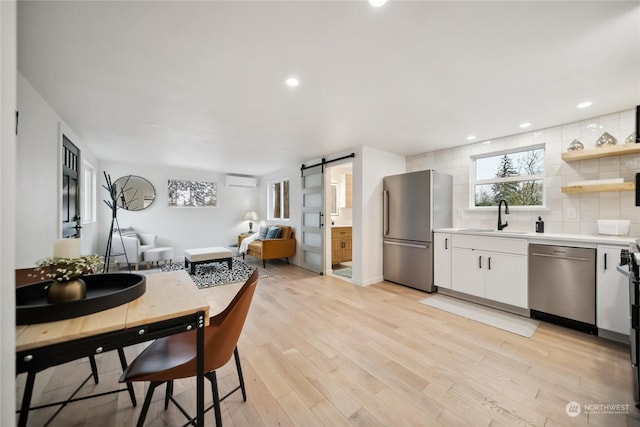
[119,269,259,427]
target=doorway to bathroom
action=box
[325,162,353,281]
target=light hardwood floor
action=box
[16,259,640,426]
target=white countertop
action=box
[435,228,637,247]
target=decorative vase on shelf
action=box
[595,131,617,147]
[47,278,87,304]
[567,139,584,151]
[626,132,637,144]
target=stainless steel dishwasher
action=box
[528,244,597,334]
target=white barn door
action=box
[300,164,324,273]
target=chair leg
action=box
[117,348,137,407]
[137,381,162,427]
[88,355,99,384]
[262,260,266,268]
[164,380,174,410]
[233,347,247,402]
[209,370,223,427]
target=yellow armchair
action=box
[240,225,296,267]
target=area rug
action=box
[333,267,352,279]
[419,294,539,338]
[162,259,267,289]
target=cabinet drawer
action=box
[332,227,352,238]
[452,234,527,255]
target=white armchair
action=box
[110,228,157,270]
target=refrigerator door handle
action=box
[383,190,389,236]
[383,241,428,249]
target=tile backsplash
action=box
[407,108,638,236]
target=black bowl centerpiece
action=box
[31,254,103,304]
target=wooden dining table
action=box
[16,270,210,427]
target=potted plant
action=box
[33,254,103,303]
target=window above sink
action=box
[470,144,545,209]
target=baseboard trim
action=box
[438,288,530,317]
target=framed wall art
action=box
[167,179,217,207]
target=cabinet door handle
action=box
[445,238,448,250]
[604,253,607,270]
[478,256,482,269]
[488,257,491,270]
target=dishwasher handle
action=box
[530,252,591,262]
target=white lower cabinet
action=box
[433,232,452,289]
[597,244,629,335]
[484,252,527,308]
[451,235,528,309]
[451,247,483,297]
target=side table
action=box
[237,232,254,249]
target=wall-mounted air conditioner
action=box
[225,175,257,188]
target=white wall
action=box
[15,73,100,267]
[353,146,405,286]
[408,108,638,235]
[1,1,17,424]
[98,160,260,261]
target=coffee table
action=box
[184,247,233,274]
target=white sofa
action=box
[110,227,157,270]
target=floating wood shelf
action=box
[561,182,635,193]
[562,144,640,162]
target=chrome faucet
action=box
[497,199,509,230]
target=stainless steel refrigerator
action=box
[383,170,452,292]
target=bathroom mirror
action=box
[113,175,156,211]
[330,183,339,216]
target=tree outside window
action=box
[270,179,289,220]
[473,146,544,207]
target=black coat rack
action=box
[102,172,130,272]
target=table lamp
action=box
[244,211,258,232]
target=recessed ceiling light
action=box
[369,0,388,7]
[577,101,592,109]
[519,122,532,129]
[285,77,299,88]
[467,135,476,141]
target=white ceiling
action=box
[17,1,640,176]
